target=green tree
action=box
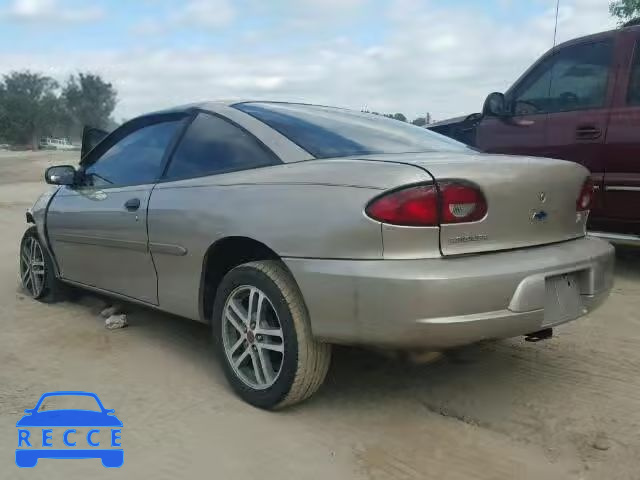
[609,0,640,24]
[412,117,427,126]
[383,112,407,122]
[0,84,7,143]
[0,71,59,147]
[63,73,117,131]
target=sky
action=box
[0,0,617,122]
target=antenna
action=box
[553,0,560,47]
[547,0,561,99]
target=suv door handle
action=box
[124,198,141,211]
[575,125,602,140]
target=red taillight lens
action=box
[366,182,487,226]
[366,185,438,226]
[576,178,594,211]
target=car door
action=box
[46,114,187,303]
[475,55,553,157]
[146,111,280,319]
[543,37,616,219]
[600,28,640,232]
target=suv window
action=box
[629,41,640,105]
[84,119,182,187]
[512,40,613,115]
[164,113,277,181]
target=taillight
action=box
[366,182,487,226]
[576,178,594,211]
[439,181,487,223]
[366,185,438,226]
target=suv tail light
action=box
[576,178,594,211]
[366,182,487,226]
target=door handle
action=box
[575,125,602,140]
[124,198,141,211]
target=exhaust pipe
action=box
[524,328,553,343]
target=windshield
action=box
[36,394,102,412]
[234,102,470,159]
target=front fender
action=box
[28,186,62,277]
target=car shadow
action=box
[73,290,533,416]
[69,291,225,384]
[316,341,533,408]
[614,245,640,281]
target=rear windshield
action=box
[233,102,470,159]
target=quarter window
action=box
[512,40,613,115]
[628,41,640,105]
[164,113,277,181]
[84,119,182,187]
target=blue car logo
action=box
[16,391,123,468]
[531,210,548,222]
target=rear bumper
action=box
[284,237,614,349]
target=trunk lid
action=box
[359,152,590,256]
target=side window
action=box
[628,41,640,105]
[164,113,277,181]
[84,120,182,187]
[549,40,612,112]
[512,56,555,115]
[512,40,613,115]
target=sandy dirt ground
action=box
[1,151,639,480]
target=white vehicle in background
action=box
[38,137,79,151]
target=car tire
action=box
[212,260,331,409]
[18,227,65,303]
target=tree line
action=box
[362,110,434,126]
[0,71,117,148]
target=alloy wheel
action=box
[222,285,284,390]
[20,236,46,298]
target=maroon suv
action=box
[430,22,640,244]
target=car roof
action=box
[34,391,104,406]
[141,99,249,116]
[38,390,100,397]
[136,100,348,120]
[550,22,640,52]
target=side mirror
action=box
[482,92,509,117]
[45,165,77,186]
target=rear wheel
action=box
[212,260,331,409]
[19,227,63,302]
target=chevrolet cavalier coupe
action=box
[19,101,614,408]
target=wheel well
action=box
[200,237,280,322]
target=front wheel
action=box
[19,227,63,302]
[212,260,331,409]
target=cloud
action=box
[297,0,366,11]
[174,0,235,28]
[2,0,103,23]
[0,0,617,122]
[132,0,235,36]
